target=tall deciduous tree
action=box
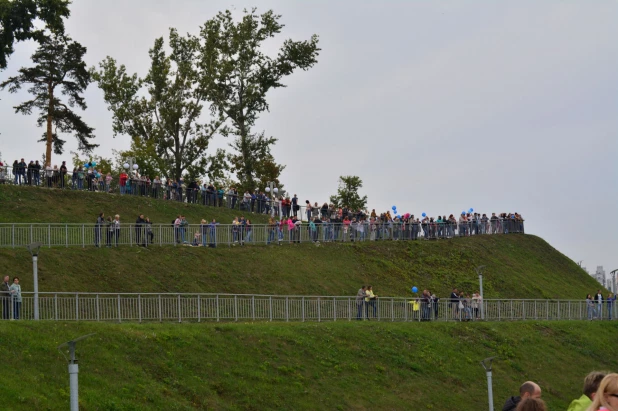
[198,8,320,191]
[1,30,96,166]
[92,29,224,181]
[329,176,368,211]
[0,0,70,70]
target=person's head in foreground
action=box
[515,398,546,411]
[589,373,618,411]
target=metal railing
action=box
[1,293,615,323]
[0,221,525,248]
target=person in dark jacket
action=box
[1,275,11,319]
[135,214,145,246]
[503,381,541,411]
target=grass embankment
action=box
[0,185,269,224]
[0,234,601,298]
[0,321,616,410]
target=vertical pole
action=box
[69,363,79,411]
[251,295,254,321]
[479,274,485,320]
[75,293,79,321]
[48,225,51,248]
[117,294,121,323]
[66,224,68,248]
[269,296,272,322]
[216,295,220,322]
[302,296,305,322]
[178,294,182,323]
[54,293,58,321]
[81,224,84,248]
[158,294,162,322]
[317,297,321,322]
[333,297,336,322]
[197,295,201,323]
[32,255,39,321]
[138,294,142,323]
[96,294,100,322]
[286,297,289,322]
[234,295,238,322]
[486,370,494,411]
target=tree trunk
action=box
[239,120,253,191]
[45,82,54,167]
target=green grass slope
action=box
[0,235,602,299]
[0,185,269,224]
[0,321,616,410]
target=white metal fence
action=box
[0,221,525,249]
[1,293,615,323]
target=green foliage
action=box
[199,8,320,191]
[0,30,96,166]
[91,30,224,181]
[0,321,617,410]
[330,175,368,211]
[0,0,70,69]
[69,151,113,176]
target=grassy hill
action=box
[0,185,270,224]
[0,234,602,299]
[0,321,617,410]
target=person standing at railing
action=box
[200,219,208,247]
[208,219,218,247]
[76,167,84,190]
[267,218,276,245]
[12,160,19,184]
[1,276,11,320]
[9,277,21,320]
[356,285,367,320]
[94,212,105,247]
[113,214,120,246]
[26,160,34,185]
[586,294,596,320]
[59,161,67,188]
[607,293,616,320]
[135,214,145,246]
[596,290,604,320]
[105,216,113,247]
[365,286,377,319]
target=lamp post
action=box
[265,181,279,217]
[58,333,96,411]
[481,356,497,411]
[26,242,42,320]
[123,157,139,176]
[476,265,486,320]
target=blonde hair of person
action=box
[588,373,618,411]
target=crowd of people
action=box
[586,291,616,321]
[501,372,618,411]
[2,160,526,239]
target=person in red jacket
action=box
[119,172,128,194]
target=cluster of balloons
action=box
[461,208,474,215]
[83,161,97,168]
[391,205,401,219]
[411,286,418,293]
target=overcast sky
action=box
[1,1,616,281]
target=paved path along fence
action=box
[1,293,614,323]
[0,221,524,249]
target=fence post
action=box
[391,298,394,322]
[234,295,238,322]
[498,301,501,321]
[523,301,526,320]
[557,301,561,320]
[302,297,305,322]
[130,225,133,247]
[81,224,85,248]
[269,296,272,322]
[317,297,321,322]
[178,294,182,323]
[286,297,289,322]
[30,224,33,244]
[197,295,201,323]
[48,224,51,248]
[11,224,15,248]
[404,299,408,322]
[347,297,351,321]
[251,296,255,321]
[568,301,571,320]
[75,293,79,321]
[117,294,121,323]
[333,297,336,322]
[547,300,549,320]
[96,294,100,322]
[158,294,162,322]
[66,224,68,248]
[138,295,142,323]
[54,293,58,321]
[510,300,513,319]
[534,301,537,320]
[216,295,220,322]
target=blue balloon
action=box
[91,161,97,167]
[462,211,466,215]
[392,206,396,210]
[422,212,426,217]
[412,286,418,293]
[83,163,89,168]
[469,208,473,213]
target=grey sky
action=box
[1,1,616,280]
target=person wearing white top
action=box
[9,277,21,320]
